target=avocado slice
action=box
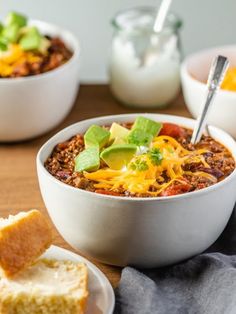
[2,24,20,43]
[5,12,27,28]
[84,125,110,149]
[19,27,41,51]
[100,144,137,170]
[75,146,100,172]
[127,129,153,147]
[132,117,162,137]
[109,122,129,145]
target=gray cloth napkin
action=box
[114,204,236,314]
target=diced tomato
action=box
[159,123,185,138]
[95,189,121,196]
[160,182,192,196]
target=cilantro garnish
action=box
[148,148,163,166]
[127,129,153,147]
[130,159,149,171]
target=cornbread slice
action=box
[0,259,88,314]
[0,210,53,277]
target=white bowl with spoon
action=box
[181,45,236,138]
[37,112,236,268]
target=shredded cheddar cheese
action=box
[220,67,236,92]
[84,136,212,196]
[0,44,43,77]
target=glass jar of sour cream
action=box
[109,7,182,108]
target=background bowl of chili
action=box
[181,45,236,139]
[0,19,80,142]
[37,114,236,268]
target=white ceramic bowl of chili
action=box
[37,113,236,268]
[0,20,80,142]
[181,45,236,138]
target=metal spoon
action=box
[191,55,229,144]
[139,0,173,66]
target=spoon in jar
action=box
[153,0,173,33]
[191,55,229,144]
[139,0,173,67]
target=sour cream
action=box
[109,8,182,108]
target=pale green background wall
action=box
[2,0,235,82]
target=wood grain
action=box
[0,85,191,288]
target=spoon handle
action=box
[191,55,229,145]
[153,0,173,33]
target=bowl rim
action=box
[0,19,80,83]
[37,113,236,203]
[181,44,236,96]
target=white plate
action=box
[42,245,115,314]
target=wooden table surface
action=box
[0,85,191,288]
